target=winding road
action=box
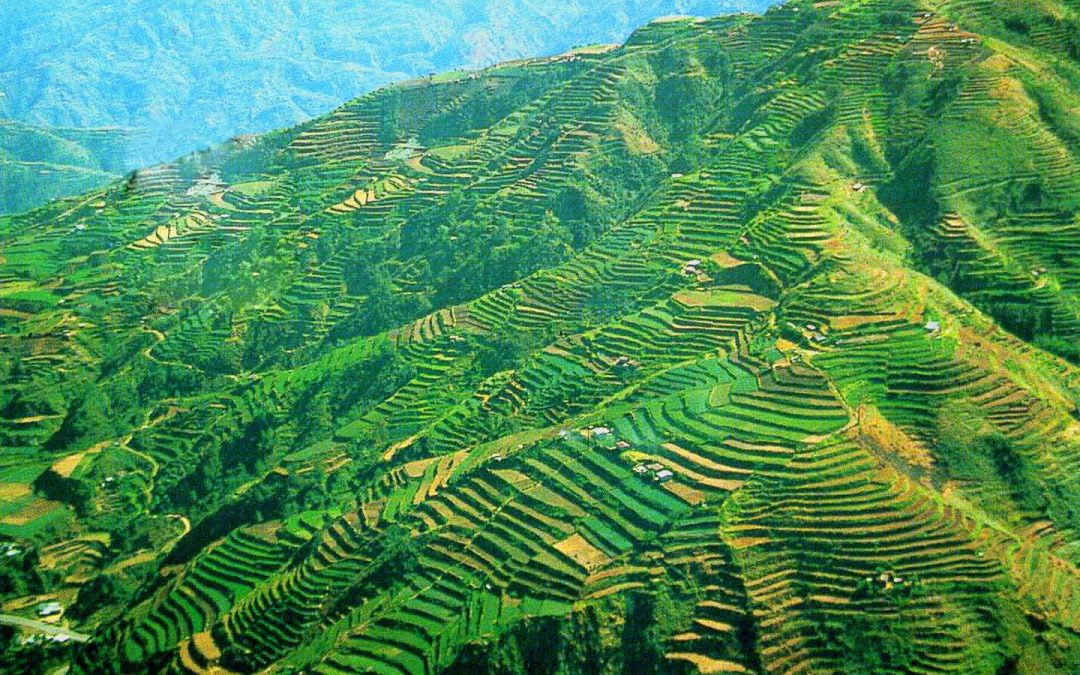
[0,614,90,642]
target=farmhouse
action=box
[37,601,62,617]
[682,259,703,275]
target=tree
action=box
[366,266,400,332]
[68,574,127,622]
[45,387,116,452]
[622,592,664,674]
[562,605,605,674]
[379,89,402,144]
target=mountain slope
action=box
[0,119,129,214]
[3,0,1080,673]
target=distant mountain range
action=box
[0,0,777,214]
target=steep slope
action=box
[2,0,1080,673]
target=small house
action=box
[592,427,612,437]
[925,320,941,334]
[633,464,649,476]
[616,440,631,450]
[655,470,674,482]
[647,463,665,472]
[37,601,62,618]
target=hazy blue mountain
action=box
[0,0,778,172]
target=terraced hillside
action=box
[2,0,1080,673]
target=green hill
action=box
[0,120,128,215]
[2,0,1080,673]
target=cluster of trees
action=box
[935,403,1047,517]
[33,469,94,517]
[0,542,43,598]
[419,69,571,146]
[395,189,577,308]
[442,590,699,675]
[446,607,608,675]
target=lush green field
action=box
[3,0,1080,673]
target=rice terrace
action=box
[2,0,1080,673]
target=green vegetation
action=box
[3,0,1080,673]
[0,119,128,214]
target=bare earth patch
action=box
[554,533,610,571]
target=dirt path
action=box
[110,402,191,549]
[141,325,195,371]
[0,614,90,642]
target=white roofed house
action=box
[37,601,62,617]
